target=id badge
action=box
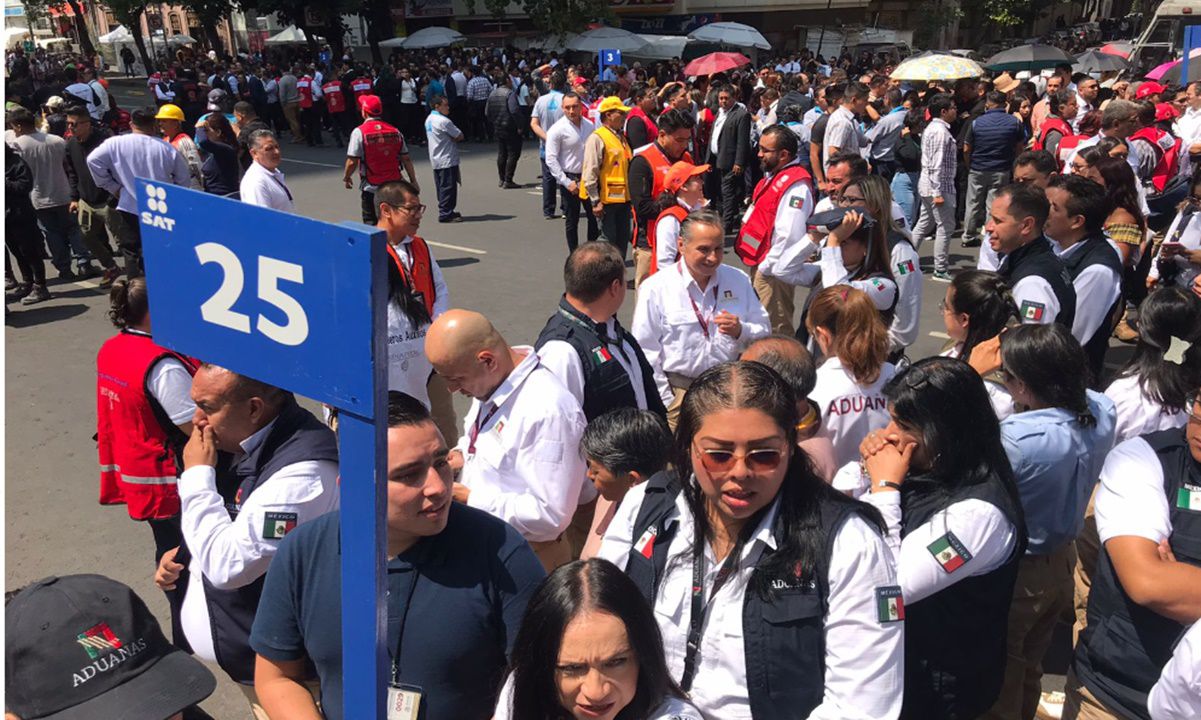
[386,683,423,720]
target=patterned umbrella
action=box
[890,53,984,81]
[985,44,1073,72]
[683,51,751,77]
[1074,49,1128,73]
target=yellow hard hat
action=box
[154,104,185,121]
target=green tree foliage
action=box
[463,0,612,36]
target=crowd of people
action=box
[5,33,1201,720]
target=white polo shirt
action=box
[240,161,294,212]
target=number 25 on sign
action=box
[195,242,309,347]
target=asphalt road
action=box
[6,81,1109,715]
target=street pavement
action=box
[6,82,1113,715]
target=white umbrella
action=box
[167,33,196,45]
[688,22,771,51]
[627,34,690,61]
[399,26,465,50]
[264,25,319,45]
[98,25,134,44]
[566,27,649,53]
[517,33,578,53]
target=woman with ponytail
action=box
[95,275,198,645]
[938,270,1020,419]
[972,323,1117,719]
[805,286,896,469]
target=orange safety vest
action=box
[647,204,689,276]
[387,236,436,317]
[633,142,694,245]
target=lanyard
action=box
[680,544,740,693]
[555,307,632,365]
[388,565,422,685]
[679,264,718,339]
[467,403,501,455]
[268,172,293,202]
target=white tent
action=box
[627,34,690,61]
[567,27,649,53]
[396,26,465,50]
[166,33,196,45]
[98,25,135,44]
[5,26,33,49]
[688,22,771,51]
[264,25,319,45]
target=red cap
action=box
[664,161,710,194]
[358,94,383,116]
[1155,101,1180,122]
[1136,81,1166,100]
[573,76,588,87]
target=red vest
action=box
[633,143,694,244]
[626,106,659,143]
[387,237,436,317]
[1129,126,1181,192]
[96,331,199,521]
[1033,116,1071,152]
[736,163,814,266]
[351,77,374,99]
[359,119,405,186]
[648,204,689,276]
[322,81,346,113]
[297,76,314,109]
[1057,134,1090,165]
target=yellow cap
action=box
[154,104,185,121]
[597,96,631,115]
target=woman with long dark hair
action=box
[598,361,902,719]
[854,174,923,355]
[495,559,701,720]
[856,357,1025,719]
[976,323,1117,719]
[1093,154,1147,267]
[939,270,1019,419]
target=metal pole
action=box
[817,0,835,58]
[1183,25,1199,88]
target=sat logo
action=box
[141,184,176,231]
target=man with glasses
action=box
[629,108,695,287]
[1065,389,1201,720]
[1072,76,1100,134]
[63,105,123,286]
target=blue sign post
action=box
[139,180,390,718]
[1183,26,1200,90]
[599,48,622,78]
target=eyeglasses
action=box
[390,203,426,215]
[837,193,866,205]
[693,444,785,474]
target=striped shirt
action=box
[918,118,957,199]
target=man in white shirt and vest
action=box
[632,208,771,427]
[343,94,418,224]
[240,130,294,212]
[581,96,634,260]
[736,124,816,334]
[153,365,338,716]
[425,309,589,572]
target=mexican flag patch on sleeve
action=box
[1176,484,1201,511]
[789,196,804,209]
[1019,300,1045,322]
[263,512,299,540]
[927,531,973,573]
[896,259,916,275]
[875,585,905,623]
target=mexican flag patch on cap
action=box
[927,531,973,573]
[875,585,904,623]
[1177,484,1201,511]
[263,512,298,540]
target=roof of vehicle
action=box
[1151,0,1199,16]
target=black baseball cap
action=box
[808,206,877,232]
[5,574,215,720]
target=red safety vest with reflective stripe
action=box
[96,331,199,520]
[1129,126,1181,193]
[351,77,374,100]
[1057,134,1090,165]
[736,163,814,266]
[322,81,346,114]
[297,76,314,109]
[1033,116,1071,152]
[647,204,689,276]
[633,142,693,245]
[387,237,436,317]
[359,119,406,186]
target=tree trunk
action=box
[65,0,96,57]
[296,21,319,56]
[132,28,155,75]
[324,18,345,61]
[361,9,382,65]
[202,18,224,57]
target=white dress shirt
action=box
[386,236,449,407]
[597,482,904,720]
[240,161,294,212]
[1104,374,1189,444]
[632,261,771,405]
[809,358,897,469]
[545,115,596,187]
[456,347,590,542]
[1054,239,1122,344]
[888,238,924,350]
[709,107,729,156]
[1148,209,1201,290]
[538,317,649,411]
[1149,620,1201,720]
[178,419,340,660]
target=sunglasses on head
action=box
[694,444,785,474]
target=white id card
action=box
[386,684,422,720]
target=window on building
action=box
[104,10,117,28]
[170,13,182,33]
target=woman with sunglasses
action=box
[494,559,702,720]
[597,361,902,720]
[938,270,1019,420]
[856,357,1025,719]
[972,323,1116,719]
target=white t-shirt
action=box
[809,358,897,469]
[1104,374,1189,444]
[148,357,197,425]
[1149,620,1201,720]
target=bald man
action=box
[425,310,589,571]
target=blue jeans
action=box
[433,165,460,220]
[35,205,93,274]
[891,171,920,228]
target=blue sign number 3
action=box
[195,242,310,347]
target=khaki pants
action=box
[1073,489,1100,644]
[983,545,1076,720]
[633,246,652,290]
[530,535,572,572]
[751,266,796,335]
[1063,669,1122,720]
[239,678,322,719]
[564,497,598,560]
[426,372,459,446]
[665,374,692,431]
[282,101,302,142]
[76,199,121,269]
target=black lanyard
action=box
[555,307,632,365]
[388,564,421,685]
[680,543,740,693]
[269,172,293,202]
[467,403,500,455]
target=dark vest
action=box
[201,396,338,684]
[998,238,1077,330]
[535,297,667,422]
[1059,235,1123,381]
[625,471,881,720]
[898,474,1028,719]
[1073,428,1201,720]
